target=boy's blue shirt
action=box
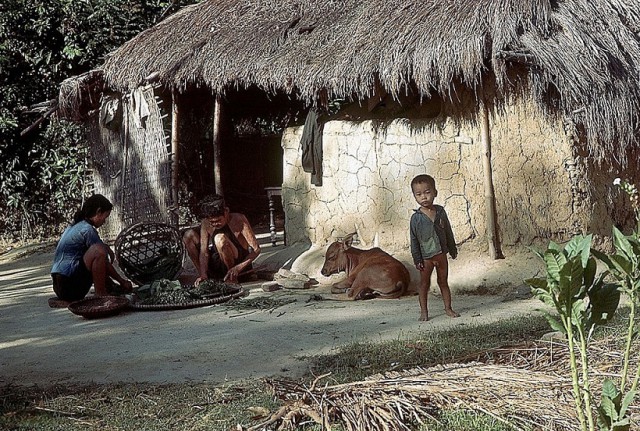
[410,204,457,264]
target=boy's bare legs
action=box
[433,253,460,317]
[418,260,435,321]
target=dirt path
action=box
[0,244,545,387]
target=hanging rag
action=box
[99,94,122,130]
[131,87,150,129]
[300,107,324,186]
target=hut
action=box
[58,0,640,259]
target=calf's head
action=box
[320,233,356,276]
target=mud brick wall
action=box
[281,101,599,253]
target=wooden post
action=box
[480,97,504,259]
[171,89,180,227]
[120,97,129,213]
[213,95,224,196]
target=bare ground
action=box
[0,240,546,387]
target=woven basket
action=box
[115,222,184,285]
[68,296,130,319]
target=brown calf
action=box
[320,233,411,300]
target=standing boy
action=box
[409,174,460,321]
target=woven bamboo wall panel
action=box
[88,85,171,240]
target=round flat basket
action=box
[115,222,184,285]
[130,286,248,311]
[68,296,130,319]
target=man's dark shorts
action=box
[207,245,252,281]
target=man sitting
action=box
[182,194,261,284]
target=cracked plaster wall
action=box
[281,101,593,253]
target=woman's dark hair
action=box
[72,194,113,225]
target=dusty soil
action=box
[0,241,546,387]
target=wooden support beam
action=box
[120,98,129,213]
[479,97,504,260]
[171,89,180,227]
[213,94,224,196]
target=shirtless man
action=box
[182,194,261,284]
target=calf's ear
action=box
[343,232,356,248]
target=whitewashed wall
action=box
[281,102,587,254]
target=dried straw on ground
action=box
[249,337,639,431]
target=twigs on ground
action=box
[251,336,640,431]
[222,296,296,312]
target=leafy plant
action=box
[526,234,620,431]
[590,179,640,431]
[526,178,640,431]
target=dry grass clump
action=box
[246,336,639,431]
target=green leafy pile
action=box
[134,279,237,305]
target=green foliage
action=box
[0,0,198,242]
[527,234,621,431]
[597,379,633,431]
[527,235,620,339]
[526,179,640,431]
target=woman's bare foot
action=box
[445,308,460,318]
[419,313,429,321]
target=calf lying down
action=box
[320,233,411,300]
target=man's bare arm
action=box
[224,215,261,281]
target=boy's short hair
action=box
[199,194,226,218]
[411,174,436,190]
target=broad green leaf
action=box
[593,249,621,275]
[564,234,592,266]
[543,313,566,334]
[532,288,556,308]
[544,249,566,282]
[599,396,619,422]
[570,299,587,328]
[583,257,597,290]
[619,389,636,418]
[601,379,620,400]
[557,257,586,310]
[613,227,635,261]
[587,283,620,327]
[524,277,547,291]
[548,241,562,252]
[609,254,633,277]
[629,237,640,259]
[598,409,611,430]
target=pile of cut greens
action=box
[133,279,237,305]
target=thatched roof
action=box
[96,0,640,159]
